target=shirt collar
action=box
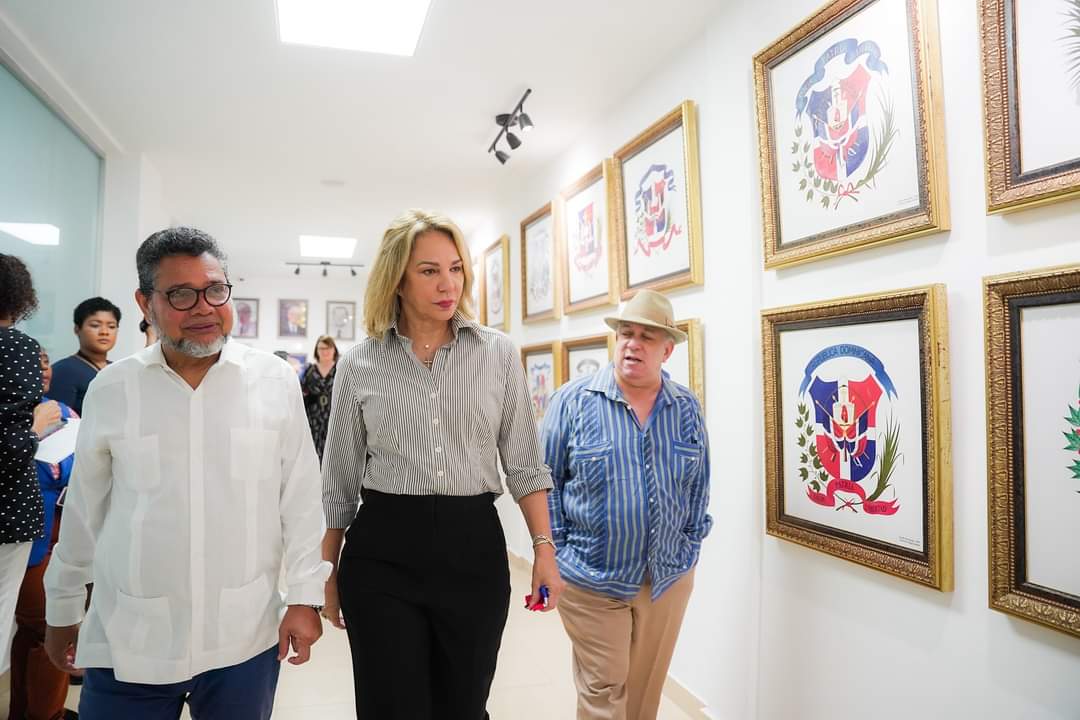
[140,337,246,369]
[388,310,487,344]
[586,362,676,410]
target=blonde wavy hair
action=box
[363,209,475,340]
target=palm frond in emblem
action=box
[1064,0,1080,96]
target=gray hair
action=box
[136,227,228,295]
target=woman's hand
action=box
[32,400,61,439]
[529,544,565,612]
[322,575,346,629]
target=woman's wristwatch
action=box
[532,534,557,552]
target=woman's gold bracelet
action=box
[531,534,557,552]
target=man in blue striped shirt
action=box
[542,289,711,720]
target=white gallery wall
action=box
[483,0,1080,718]
[227,272,366,358]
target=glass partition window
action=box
[0,60,102,358]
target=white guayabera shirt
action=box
[44,340,331,684]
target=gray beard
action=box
[149,314,227,358]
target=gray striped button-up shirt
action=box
[321,312,553,529]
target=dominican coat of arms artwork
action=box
[762,285,952,590]
[754,0,948,268]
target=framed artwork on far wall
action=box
[326,300,356,341]
[761,285,952,590]
[981,0,1080,213]
[985,264,1080,639]
[521,202,561,323]
[562,333,615,384]
[612,100,704,296]
[753,0,949,269]
[666,318,705,407]
[233,298,259,339]
[471,253,486,325]
[521,341,563,425]
[557,161,619,314]
[484,235,510,332]
[278,299,308,337]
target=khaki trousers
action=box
[557,570,694,720]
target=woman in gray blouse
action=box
[320,209,563,719]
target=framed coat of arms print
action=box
[761,285,953,589]
[557,162,619,314]
[521,341,563,425]
[985,265,1080,638]
[665,318,705,406]
[520,202,561,323]
[980,0,1080,213]
[562,333,615,383]
[753,0,949,268]
[484,235,510,332]
[612,101,704,296]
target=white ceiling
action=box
[0,0,719,277]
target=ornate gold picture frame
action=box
[985,264,1080,638]
[520,202,561,323]
[556,161,620,314]
[561,333,615,384]
[762,285,952,589]
[753,0,949,269]
[612,100,704,296]
[521,341,563,425]
[483,234,510,332]
[667,318,705,407]
[980,0,1080,213]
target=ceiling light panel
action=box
[276,0,432,56]
[0,222,60,246]
[299,235,357,258]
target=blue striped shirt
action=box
[541,363,712,601]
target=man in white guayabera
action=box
[43,227,331,720]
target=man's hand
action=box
[44,624,82,675]
[277,606,323,665]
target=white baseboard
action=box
[506,548,711,719]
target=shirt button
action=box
[649,497,655,503]
[433,418,439,425]
[429,392,437,400]
[437,471,444,477]
[645,463,650,468]
[435,447,442,453]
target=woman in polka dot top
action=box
[0,253,46,674]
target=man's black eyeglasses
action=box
[157,283,233,311]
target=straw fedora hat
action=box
[603,289,687,344]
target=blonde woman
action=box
[320,209,563,718]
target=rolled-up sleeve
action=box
[496,339,553,501]
[539,385,572,546]
[279,376,333,605]
[321,356,366,528]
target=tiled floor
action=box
[0,562,694,719]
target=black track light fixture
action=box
[286,261,364,276]
[488,88,533,165]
